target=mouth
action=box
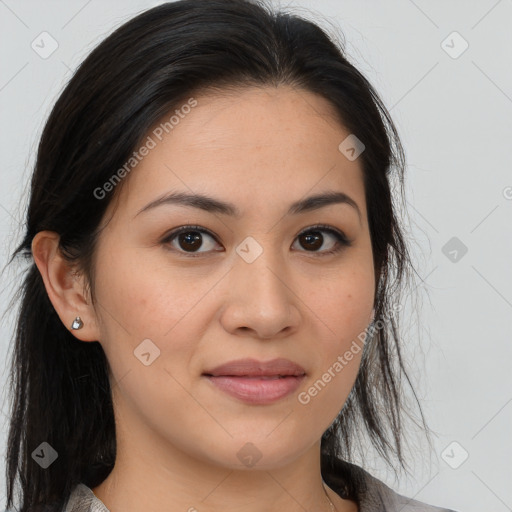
[202,358,306,405]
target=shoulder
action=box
[61,483,110,512]
[359,468,458,512]
[62,468,459,512]
[324,457,458,512]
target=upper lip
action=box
[202,358,306,377]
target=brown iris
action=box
[178,231,203,251]
[299,231,323,251]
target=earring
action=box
[71,316,84,330]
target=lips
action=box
[202,358,306,405]
[202,358,306,378]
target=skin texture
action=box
[32,85,376,512]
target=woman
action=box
[4,1,457,511]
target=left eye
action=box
[291,226,350,254]
[162,224,351,256]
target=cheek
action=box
[93,243,206,340]
[91,244,219,397]
[91,252,202,422]
[306,264,375,343]
[296,286,371,424]
[303,262,374,393]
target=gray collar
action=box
[63,466,456,512]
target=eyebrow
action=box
[134,190,362,224]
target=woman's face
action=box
[90,85,375,469]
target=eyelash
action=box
[161,224,352,258]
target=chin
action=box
[195,436,312,471]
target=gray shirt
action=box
[62,465,457,512]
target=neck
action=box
[91,392,358,512]
[92,437,356,512]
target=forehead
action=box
[108,85,366,220]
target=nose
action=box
[219,246,301,340]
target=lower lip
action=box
[204,375,305,404]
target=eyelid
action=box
[295,223,351,243]
[162,224,218,241]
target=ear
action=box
[31,230,101,342]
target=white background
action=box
[1,1,511,511]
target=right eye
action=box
[161,225,224,256]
